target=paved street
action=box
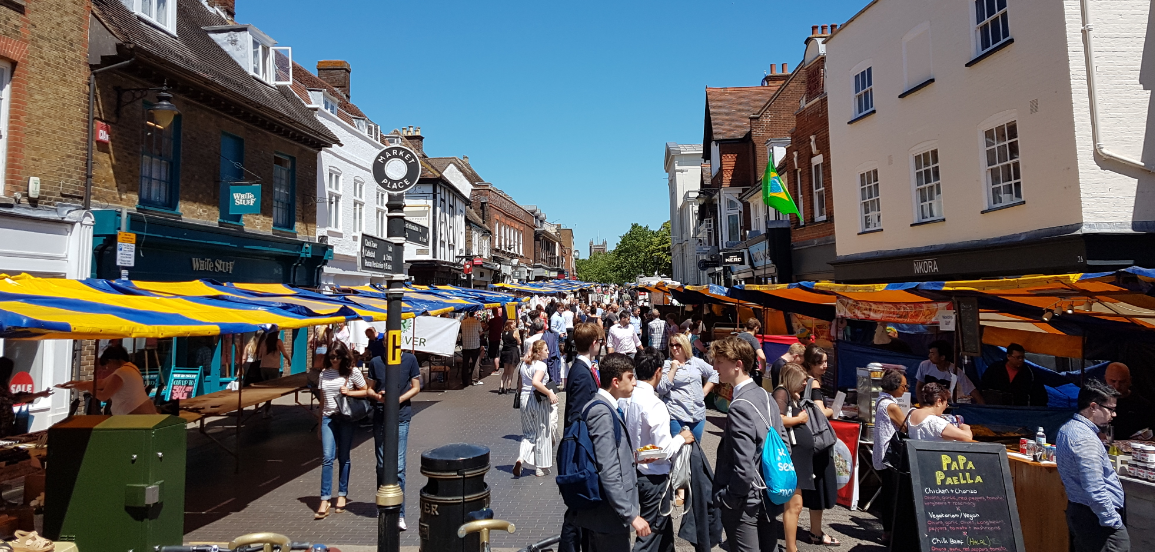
[183,365,887,551]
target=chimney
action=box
[831,23,839,31]
[782,63,788,73]
[821,25,829,34]
[770,65,777,74]
[406,126,424,156]
[463,155,470,165]
[316,60,351,100]
[207,0,235,20]
[812,25,819,36]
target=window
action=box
[985,120,1022,207]
[794,168,805,226]
[272,154,295,230]
[351,177,365,234]
[913,149,943,222]
[326,170,341,229]
[812,158,827,221]
[859,169,881,231]
[721,190,742,246]
[0,63,12,194]
[376,190,386,237]
[975,0,1010,55]
[854,67,874,116]
[322,95,338,115]
[138,102,181,211]
[120,0,176,34]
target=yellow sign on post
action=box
[387,329,402,365]
[117,231,136,244]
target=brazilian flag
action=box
[762,151,800,216]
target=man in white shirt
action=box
[624,349,694,552]
[523,320,545,356]
[916,340,983,404]
[562,304,576,364]
[607,314,642,357]
[459,311,484,387]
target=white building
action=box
[825,0,1155,282]
[664,143,707,285]
[289,60,389,288]
[0,207,92,430]
[405,153,472,285]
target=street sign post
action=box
[116,231,136,269]
[371,144,421,552]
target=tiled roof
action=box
[465,206,487,229]
[704,85,782,141]
[290,63,368,119]
[428,157,485,184]
[92,0,338,147]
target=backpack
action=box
[801,377,837,452]
[731,391,798,506]
[555,400,622,510]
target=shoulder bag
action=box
[335,393,372,422]
[801,377,837,452]
[883,408,915,471]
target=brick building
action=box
[464,206,494,288]
[472,183,534,282]
[781,25,838,281]
[0,0,95,430]
[558,227,574,278]
[699,71,787,284]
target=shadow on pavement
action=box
[184,402,374,532]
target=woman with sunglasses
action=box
[314,341,369,519]
[873,369,909,545]
[657,332,718,442]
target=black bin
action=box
[419,443,490,552]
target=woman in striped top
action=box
[315,341,368,519]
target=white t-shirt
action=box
[109,364,152,415]
[562,310,575,329]
[916,360,977,402]
[907,411,950,441]
[319,367,367,417]
[520,360,548,394]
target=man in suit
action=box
[711,336,788,552]
[574,353,651,552]
[560,322,605,552]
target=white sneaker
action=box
[474,381,484,385]
[399,517,407,531]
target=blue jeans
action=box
[670,418,705,443]
[375,411,410,518]
[320,415,355,500]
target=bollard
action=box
[419,443,490,552]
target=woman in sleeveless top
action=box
[801,345,840,546]
[94,344,156,415]
[499,320,521,395]
[260,332,291,381]
[774,364,814,552]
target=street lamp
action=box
[148,89,180,129]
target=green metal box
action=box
[44,415,186,552]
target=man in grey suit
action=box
[710,336,789,552]
[574,353,652,552]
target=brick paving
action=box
[183,365,887,552]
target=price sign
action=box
[164,368,202,401]
[9,372,33,395]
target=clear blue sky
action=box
[240,0,868,254]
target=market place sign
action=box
[228,185,261,215]
[360,233,398,274]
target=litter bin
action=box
[419,443,490,552]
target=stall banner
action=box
[835,297,952,325]
[386,316,461,357]
[831,420,861,510]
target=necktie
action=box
[617,406,625,420]
[591,364,600,387]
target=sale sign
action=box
[9,372,33,395]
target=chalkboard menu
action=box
[165,369,202,401]
[955,297,982,356]
[896,440,1024,552]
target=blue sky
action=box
[240,0,868,254]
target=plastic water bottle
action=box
[1036,427,1047,447]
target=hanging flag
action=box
[762,151,800,216]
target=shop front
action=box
[90,210,330,395]
[0,206,94,431]
[408,259,466,286]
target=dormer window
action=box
[121,0,176,34]
[205,24,292,85]
[322,94,338,115]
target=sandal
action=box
[314,501,330,520]
[513,460,522,477]
[12,531,53,552]
[808,532,841,546]
[334,496,347,513]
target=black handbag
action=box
[335,393,372,421]
[513,389,522,409]
[802,378,837,451]
[883,409,914,470]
